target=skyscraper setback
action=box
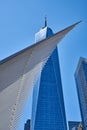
[75,57,87,130]
[31,21,67,130]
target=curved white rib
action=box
[0,22,80,130]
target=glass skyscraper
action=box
[75,57,87,130]
[31,22,67,130]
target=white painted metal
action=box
[0,22,80,130]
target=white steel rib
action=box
[0,22,80,130]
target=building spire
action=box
[44,16,47,27]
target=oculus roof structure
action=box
[0,21,80,130]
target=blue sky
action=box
[0,0,87,129]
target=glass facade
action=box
[75,57,87,130]
[31,26,67,130]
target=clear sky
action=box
[0,0,87,129]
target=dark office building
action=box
[68,121,81,130]
[24,119,30,130]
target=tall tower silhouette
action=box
[31,20,67,130]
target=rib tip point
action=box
[76,20,82,25]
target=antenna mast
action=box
[44,16,47,27]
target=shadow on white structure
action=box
[0,21,80,130]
